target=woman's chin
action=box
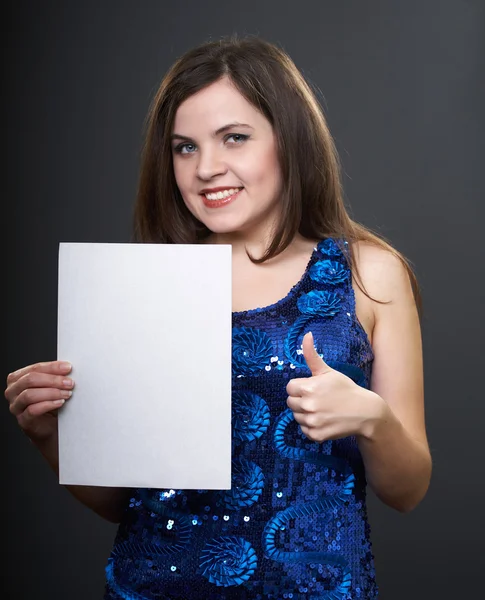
[198,215,246,236]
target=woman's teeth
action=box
[204,188,242,200]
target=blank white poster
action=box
[57,242,232,489]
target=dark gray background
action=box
[4,1,484,598]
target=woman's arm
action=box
[354,242,432,512]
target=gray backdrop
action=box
[4,1,484,598]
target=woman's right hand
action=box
[5,361,75,443]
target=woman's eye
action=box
[226,134,249,144]
[175,143,197,155]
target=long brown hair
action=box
[133,34,421,312]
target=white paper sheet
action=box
[57,242,232,489]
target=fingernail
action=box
[63,379,74,388]
[60,362,72,370]
[53,399,65,406]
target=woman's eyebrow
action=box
[171,122,254,142]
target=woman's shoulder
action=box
[345,240,417,346]
[350,240,415,307]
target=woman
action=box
[5,35,431,599]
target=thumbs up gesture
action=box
[286,332,377,442]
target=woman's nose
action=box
[196,149,227,180]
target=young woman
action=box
[5,35,431,599]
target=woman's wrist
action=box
[356,389,393,442]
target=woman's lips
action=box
[202,188,243,208]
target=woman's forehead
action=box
[173,79,267,134]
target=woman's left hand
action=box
[286,332,385,442]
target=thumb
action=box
[302,331,331,376]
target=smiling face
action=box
[171,77,283,241]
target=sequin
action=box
[103,237,378,599]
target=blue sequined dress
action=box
[103,238,378,599]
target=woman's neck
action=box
[206,230,311,263]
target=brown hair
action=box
[133,34,421,312]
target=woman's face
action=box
[171,77,283,239]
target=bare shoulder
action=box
[350,241,417,343]
[351,240,415,305]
